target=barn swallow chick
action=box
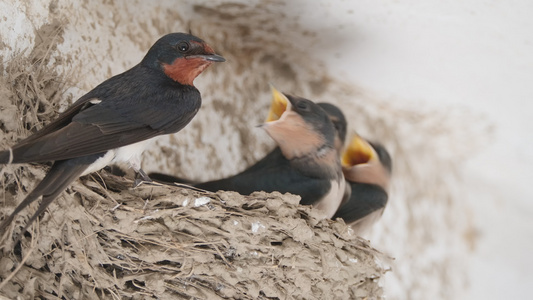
[0,32,224,234]
[265,86,347,153]
[189,91,345,218]
[332,134,392,234]
[260,93,346,216]
[149,88,348,188]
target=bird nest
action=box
[0,43,385,299]
[1,172,385,299]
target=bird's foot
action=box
[133,169,153,188]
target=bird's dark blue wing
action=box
[332,182,388,224]
[195,149,332,205]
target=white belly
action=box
[81,150,115,176]
[81,137,157,176]
[112,138,157,170]
[314,177,346,219]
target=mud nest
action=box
[1,173,385,299]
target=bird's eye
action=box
[296,101,309,111]
[176,41,190,52]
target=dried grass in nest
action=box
[1,172,385,299]
[0,20,72,215]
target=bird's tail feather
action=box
[0,157,94,237]
[148,172,197,185]
[0,149,12,164]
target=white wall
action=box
[291,1,533,299]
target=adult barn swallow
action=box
[185,91,345,218]
[0,32,225,233]
[332,134,392,234]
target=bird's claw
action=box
[133,168,153,188]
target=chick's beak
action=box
[265,85,289,122]
[342,134,377,167]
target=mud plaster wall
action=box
[0,0,491,299]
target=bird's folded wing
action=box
[196,160,332,206]
[332,183,388,223]
[9,96,189,163]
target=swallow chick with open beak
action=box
[254,92,346,217]
[176,89,345,218]
[0,32,225,234]
[332,134,392,234]
[265,86,347,153]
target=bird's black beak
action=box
[188,53,226,62]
